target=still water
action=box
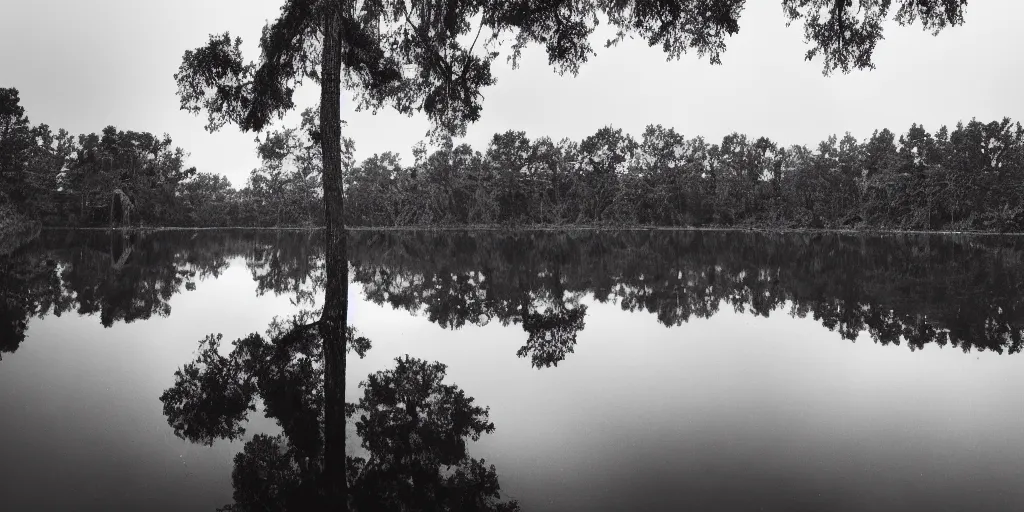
[2,229,1023,511]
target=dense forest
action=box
[346,120,1024,231]
[5,86,1024,232]
[0,88,322,231]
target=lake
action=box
[2,229,1024,511]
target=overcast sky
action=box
[2,0,1022,187]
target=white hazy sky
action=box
[2,0,1022,187]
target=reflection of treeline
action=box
[0,230,323,358]
[348,231,1024,359]
[7,229,1024,364]
[346,120,1024,231]
[1,88,321,228]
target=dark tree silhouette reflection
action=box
[246,231,325,306]
[350,230,1024,359]
[352,235,590,368]
[348,355,520,512]
[0,230,324,360]
[6,229,1024,364]
[0,248,62,358]
[518,305,586,369]
[160,312,518,511]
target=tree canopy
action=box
[177,0,969,138]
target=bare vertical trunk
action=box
[319,4,348,508]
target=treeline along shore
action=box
[346,122,1024,232]
[4,87,1024,240]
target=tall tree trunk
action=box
[319,5,348,508]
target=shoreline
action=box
[36,225,1024,236]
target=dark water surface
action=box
[2,229,1024,511]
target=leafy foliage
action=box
[347,118,1024,231]
[177,1,967,140]
[0,88,324,228]
[782,0,967,74]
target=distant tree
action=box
[249,108,325,226]
[60,127,196,226]
[344,151,407,225]
[0,90,75,224]
[526,137,573,224]
[180,172,238,226]
[338,111,1024,233]
[21,123,75,222]
[863,128,899,177]
[483,131,533,223]
[577,127,637,223]
[0,88,37,207]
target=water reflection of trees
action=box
[349,231,1024,361]
[5,229,1024,363]
[0,247,62,357]
[160,313,519,511]
[246,232,325,305]
[0,229,322,358]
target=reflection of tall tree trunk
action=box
[553,265,574,318]
[108,231,133,271]
[319,6,347,507]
